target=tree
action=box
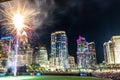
[1,59,7,68]
[27,63,40,71]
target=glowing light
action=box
[0,0,39,36]
[22,31,27,36]
[13,13,24,31]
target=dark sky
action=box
[1,0,120,63]
[36,0,120,63]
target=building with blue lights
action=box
[50,31,69,70]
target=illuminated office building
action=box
[77,36,97,68]
[103,41,114,64]
[103,36,120,64]
[3,32,33,67]
[68,55,75,67]
[77,36,88,68]
[17,31,33,66]
[0,40,7,67]
[35,46,49,68]
[111,36,120,64]
[0,36,13,67]
[88,42,97,66]
[50,31,68,70]
[103,42,108,63]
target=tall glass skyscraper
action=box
[77,36,88,68]
[88,42,97,67]
[50,31,68,70]
[77,36,97,69]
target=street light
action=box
[13,12,24,76]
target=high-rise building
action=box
[103,41,114,64]
[88,42,97,66]
[35,46,49,68]
[15,31,33,67]
[68,55,75,67]
[77,36,88,68]
[111,36,120,64]
[50,31,68,70]
[0,36,13,67]
[77,36,97,68]
[4,31,33,67]
[103,42,108,63]
[103,36,120,64]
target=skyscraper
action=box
[103,41,114,64]
[77,36,89,68]
[50,31,68,70]
[17,31,33,66]
[77,36,97,69]
[103,36,120,64]
[35,46,48,68]
[68,55,75,67]
[111,36,120,64]
[88,42,97,66]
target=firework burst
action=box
[0,0,39,37]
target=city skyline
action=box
[1,0,120,64]
[29,0,120,63]
[1,0,120,79]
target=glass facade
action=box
[77,36,88,68]
[39,46,48,67]
[88,42,97,67]
[50,31,68,70]
[77,36,97,68]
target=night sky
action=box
[36,0,120,63]
[1,0,120,63]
